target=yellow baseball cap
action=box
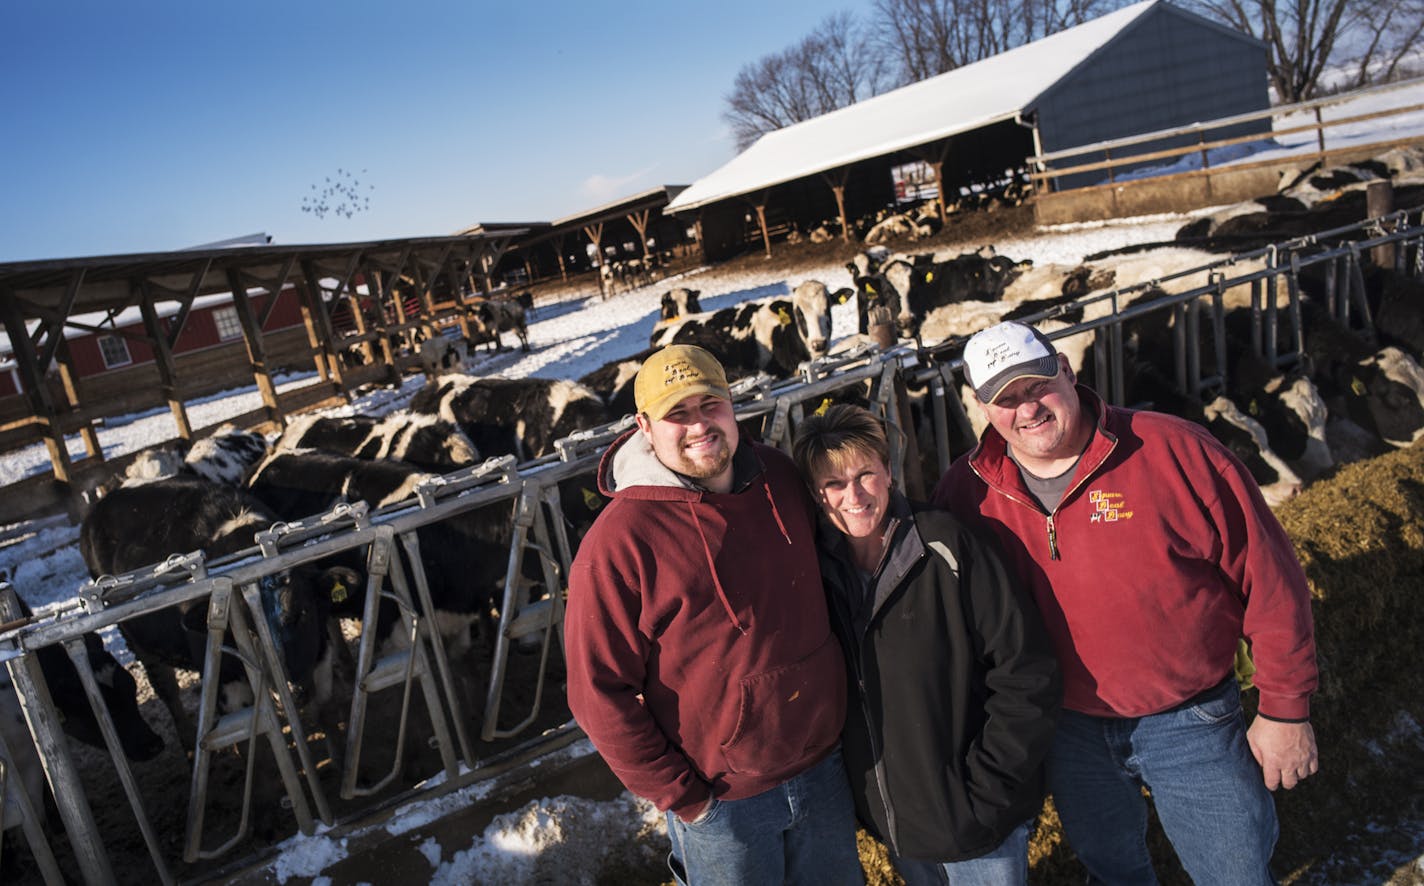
[634,345,731,421]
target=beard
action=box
[674,437,733,480]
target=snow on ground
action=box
[0,212,1190,616]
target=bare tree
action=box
[871,0,1126,86]
[1327,0,1424,92]
[723,12,892,150]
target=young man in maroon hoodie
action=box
[934,320,1319,884]
[565,344,863,886]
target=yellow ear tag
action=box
[867,283,877,294]
[582,487,604,511]
[925,271,934,283]
[1351,377,1367,396]
[1249,398,1260,416]
[329,579,348,604]
[838,292,849,304]
[777,307,792,327]
[814,398,833,416]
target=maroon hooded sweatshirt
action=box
[565,429,847,820]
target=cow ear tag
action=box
[837,292,850,304]
[925,271,934,283]
[777,307,792,327]
[1351,377,1366,396]
[866,282,877,294]
[815,398,833,416]
[1249,398,1260,416]
[582,487,604,511]
[328,577,348,605]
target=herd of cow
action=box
[4,152,1423,867]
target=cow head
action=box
[790,281,836,357]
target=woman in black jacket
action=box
[793,404,1062,885]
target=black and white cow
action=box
[466,296,531,352]
[246,450,531,654]
[409,374,611,462]
[79,476,355,751]
[658,288,702,322]
[578,349,654,419]
[416,333,469,375]
[648,280,854,378]
[275,411,480,473]
[4,596,165,764]
[181,424,271,486]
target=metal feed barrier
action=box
[0,207,1421,883]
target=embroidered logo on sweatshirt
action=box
[1087,489,1134,523]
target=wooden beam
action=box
[627,208,652,257]
[225,268,284,429]
[137,280,192,441]
[299,258,348,395]
[0,289,73,484]
[52,336,102,459]
[167,257,212,348]
[35,268,86,371]
[357,261,399,384]
[584,223,605,298]
[822,168,852,244]
[748,193,773,259]
[249,254,297,329]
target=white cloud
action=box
[579,167,654,202]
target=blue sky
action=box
[2,0,875,262]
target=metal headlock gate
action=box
[1,206,1422,883]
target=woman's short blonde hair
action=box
[792,403,891,485]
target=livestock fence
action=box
[1028,76,1424,223]
[1,207,1423,883]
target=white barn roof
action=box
[666,0,1158,213]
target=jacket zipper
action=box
[971,459,1109,562]
[840,550,902,855]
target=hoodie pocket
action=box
[719,634,845,776]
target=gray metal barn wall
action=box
[1033,4,1271,188]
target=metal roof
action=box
[665,0,1163,213]
[0,231,524,321]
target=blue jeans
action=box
[892,821,1031,886]
[664,748,864,886]
[1047,677,1278,885]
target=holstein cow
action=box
[648,280,854,379]
[181,424,271,486]
[578,348,654,419]
[246,449,543,655]
[409,374,611,462]
[658,288,702,322]
[416,333,469,376]
[275,410,480,473]
[79,475,357,752]
[466,294,532,353]
[6,596,165,763]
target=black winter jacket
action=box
[819,493,1062,862]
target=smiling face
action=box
[977,354,1092,477]
[636,393,738,493]
[810,447,893,544]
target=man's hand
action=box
[1247,716,1319,790]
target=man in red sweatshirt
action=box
[934,321,1319,884]
[565,344,862,886]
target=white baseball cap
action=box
[963,321,1062,403]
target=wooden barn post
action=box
[137,279,194,441]
[224,268,285,430]
[358,262,400,385]
[628,208,652,259]
[748,190,773,259]
[821,167,853,244]
[297,259,349,397]
[584,222,606,298]
[552,234,570,282]
[52,337,103,458]
[0,291,74,484]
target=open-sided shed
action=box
[665,0,1269,259]
[0,231,521,514]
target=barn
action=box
[665,0,1270,260]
